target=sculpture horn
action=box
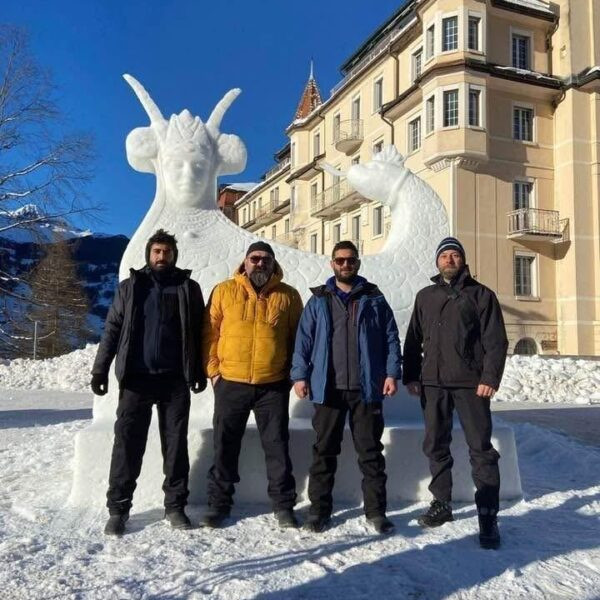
[207,88,241,134]
[322,163,346,178]
[123,74,165,125]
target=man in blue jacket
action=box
[291,240,402,534]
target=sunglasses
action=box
[247,255,273,264]
[333,256,358,266]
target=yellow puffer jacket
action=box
[203,261,303,384]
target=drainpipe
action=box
[321,169,326,254]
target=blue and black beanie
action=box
[435,237,465,262]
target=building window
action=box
[352,155,360,165]
[313,131,321,158]
[514,253,536,297]
[468,88,481,127]
[290,142,295,167]
[271,225,276,238]
[310,182,318,205]
[352,215,361,242]
[513,106,533,141]
[412,48,422,80]
[284,218,290,233]
[373,77,383,112]
[442,17,458,52]
[513,181,533,210]
[468,16,481,51]
[373,140,384,156]
[333,113,340,142]
[310,233,318,254]
[352,96,361,121]
[373,206,383,236]
[443,90,459,127]
[408,117,421,152]
[333,223,341,243]
[514,337,537,355]
[251,202,256,219]
[512,34,531,70]
[426,25,435,59]
[290,186,296,212]
[426,96,435,133]
[242,207,247,223]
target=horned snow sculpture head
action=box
[324,145,409,207]
[123,74,247,209]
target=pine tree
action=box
[27,238,90,358]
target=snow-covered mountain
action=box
[0,204,100,244]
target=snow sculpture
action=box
[71,76,521,510]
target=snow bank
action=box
[0,344,97,392]
[1,347,599,405]
[496,355,600,405]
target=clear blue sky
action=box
[4,0,405,237]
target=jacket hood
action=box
[311,277,378,298]
[130,265,192,283]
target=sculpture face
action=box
[123,75,247,210]
[162,149,214,208]
[346,146,409,203]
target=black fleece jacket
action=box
[402,266,508,389]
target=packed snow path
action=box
[0,389,599,599]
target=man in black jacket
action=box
[403,237,508,549]
[91,229,206,536]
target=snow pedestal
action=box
[70,386,521,511]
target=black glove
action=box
[91,373,108,396]
[189,378,207,394]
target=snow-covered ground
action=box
[1,347,599,405]
[0,388,599,599]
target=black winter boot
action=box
[200,507,230,529]
[478,515,500,549]
[274,509,299,529]
[104,513,129,536]
[417,499,454,527]
[302,514,330,533]
[165,508,192,530]
[367,515,395,534]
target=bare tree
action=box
[0,25,96,295]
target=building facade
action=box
[234,0,600,356]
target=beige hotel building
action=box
[233,0,600,357]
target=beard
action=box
[249,269,271,288]
[333,267,357,284]
[439,265,460,280]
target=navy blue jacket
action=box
[291,280,402,404]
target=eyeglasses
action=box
[333,256,358,266]
[247,255,273,265]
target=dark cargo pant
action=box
[421,385,500,513]
[207,378,296,512]
[308,389,387,519]
[106,374,190,514]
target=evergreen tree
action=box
[27,238,90,358]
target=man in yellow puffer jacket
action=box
[201,241,303,529]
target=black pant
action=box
[207,378,296,512]
[421,386,500,513]
[106,374,190,514]
[308,389,387,519]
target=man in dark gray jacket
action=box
[403,237,508,549]
[91,229,205,536]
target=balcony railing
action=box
[333,119,363,153]
[263,157,290,180]
[507,208,565,241]
[275,231,298,248]
[311,179,363,218]
[254,200,281,226]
